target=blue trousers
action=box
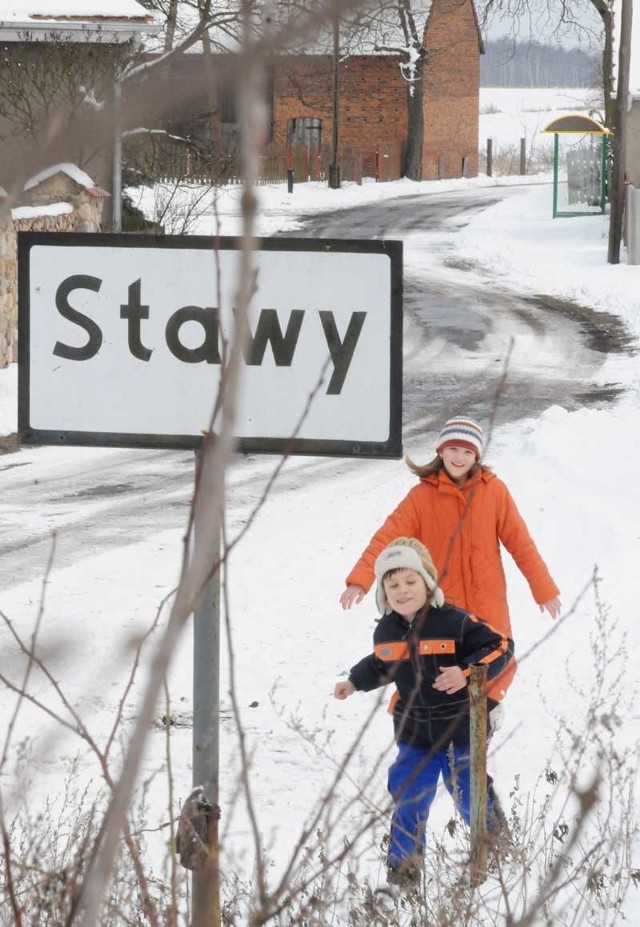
[387,742,495,868]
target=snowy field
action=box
[479,85,601,151]
[2,88,639,924]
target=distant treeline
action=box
[480,39,600,87]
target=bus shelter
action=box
[542,114,611,218]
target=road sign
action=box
[18,232,403,458]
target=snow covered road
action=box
[286,184,634,434]
[1,183,634,590]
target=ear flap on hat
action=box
[375,584,388,615]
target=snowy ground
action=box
[2,164,640,921]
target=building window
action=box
[287,117,322,148]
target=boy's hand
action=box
[433,666,467,695]
[334,680,356,700]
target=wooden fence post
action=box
[487,138,493,178]
[469,664,488,887]
[286,147,294,193]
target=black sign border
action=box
[18,232,403,459]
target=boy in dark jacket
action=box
[334,537,514,887]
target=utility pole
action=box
[328,0,340,189]
[111,77,122,232]
[608,0,633,264]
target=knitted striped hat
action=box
[436,416,484,460]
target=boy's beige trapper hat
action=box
[374,539,444,615]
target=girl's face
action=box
[383,568,428,619]
[440,445,477,484]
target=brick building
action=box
[272,0,483,180]
[422,0,483,179]
[130,0,483,183]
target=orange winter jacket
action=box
[345,468,559,697]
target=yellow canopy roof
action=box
[542,114,611,135]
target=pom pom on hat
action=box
[436,416,484,460]
[374,539,445,615]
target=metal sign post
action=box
[192,450,221,927]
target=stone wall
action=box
[0,187,105,368]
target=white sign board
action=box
[18,233,403,458]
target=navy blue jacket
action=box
[348,604,514,751]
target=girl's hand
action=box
[334,681,356,700]
[433,666,467,695]
[540,597,561,620]
[340,585,365,610]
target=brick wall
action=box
[423,0,481,180]
[273,55,407,152]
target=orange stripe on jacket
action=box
[374,642,409,662]
[419,639,456,655]
[465,613,511,662]
[465,617,513,699]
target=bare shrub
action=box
[479,139,555,175]
[0,750,188,927]
[480,102,503,115]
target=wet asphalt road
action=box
[0,184,635,588]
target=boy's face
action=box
[383,568,428,620]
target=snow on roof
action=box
[0,1,158,41]
[11,202,74,220]
[23,162,109,196]
[0,2,152,21]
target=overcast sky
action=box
[478,0,604,48]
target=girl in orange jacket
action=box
[340,416,560,698]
